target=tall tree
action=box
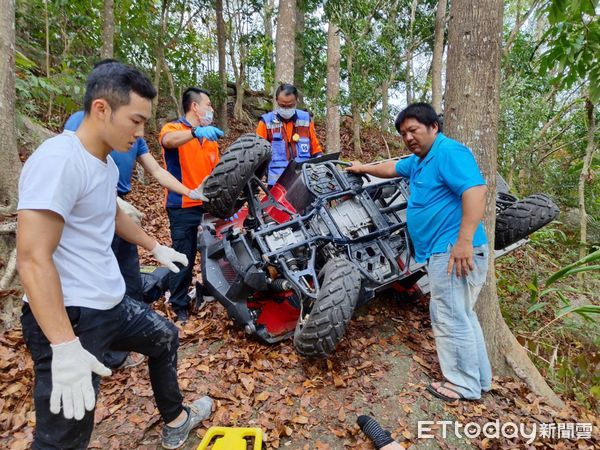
[431,0,447,113]
[101,0,115,59]
[274,0,296,94]
[404,0,418,105]
[263,0,276,94]
[216,0,228,132]
[0,0,19,295]
[444,0,563,407]
[326,0,378,156]
[293,0,305,107]
[325,22,341,154]
[151,0,169,129]
[44,0,50,76]
[579,95,596,261]
[0,0,19,214]
[378,0,401,131]
[226,0,250,122]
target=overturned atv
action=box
[198,134,559,358]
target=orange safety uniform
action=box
[159,118,220,208]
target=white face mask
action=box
[277,108,296,120]
[200,110,214,125]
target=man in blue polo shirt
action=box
[347,102,491,402]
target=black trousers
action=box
[166,206,204,312]
[21,296,184,449]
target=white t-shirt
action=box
[18,131,126,309]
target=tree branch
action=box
[503,0,542,56]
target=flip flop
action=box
[426,382,469,402]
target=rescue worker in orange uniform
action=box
[256,84,323,186]
[159,87,223,322]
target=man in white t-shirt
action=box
[17,62,213,450]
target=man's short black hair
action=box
[395,102,442,133]
[182,87,211,113]
[83,62,156,113]
[275,83,298,100]
[93,58,120,69]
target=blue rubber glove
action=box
[193,126,224,141]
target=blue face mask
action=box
[277,108,296,120]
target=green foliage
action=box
[497,235,600,410]
[324,0,437,123]
[527,249,600,327]
[201,71,227,111]
[300,15,329,116]
[15,50,82,127]
[539,0,600,102]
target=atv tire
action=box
[293,258,362,358]
[494,193,559,250]
[203,134,272,219]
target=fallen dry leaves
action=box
[1,126,598,449]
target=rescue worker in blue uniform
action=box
[256,84,323,186]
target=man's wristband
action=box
[190,127,197,138]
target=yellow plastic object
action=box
[197,426,263,450]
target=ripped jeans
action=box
[21,296,184,449]
[427,244,492,399]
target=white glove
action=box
[188,180,209,202]
[50,338,112,420]
[117,197,144,226]
[151,243,189,273]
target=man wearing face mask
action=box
[159,87,224,322]
[256,83,323,186]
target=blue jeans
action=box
[21,296,184,449]
[427,244,492,399]
[166,206,204,312]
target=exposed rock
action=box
[17,114,56,159]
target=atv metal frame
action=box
[200,153,426,344]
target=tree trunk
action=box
[346,47,362,155]
[162,55,181,117]
[101,0,115,59]
[227,20,248,123]
[579,96,596,262]
[0,0,19,214]
[444,0,563,408]
[151,0,169,129]
[0,0,20,327]
[44,0,53,121]
[44,0,50,76]
[431,0,447,113]
[216,0,228,132]
[380,80,389,131]
[381,3,398,130]
[325,22,340,154]
[274,0,296,101]
[405,0,418,105]
[293,0,305,108]
[263,0,275,95]
[234,61,245,121]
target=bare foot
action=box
[381,442,403,449]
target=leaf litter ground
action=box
[1,122,598,449]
